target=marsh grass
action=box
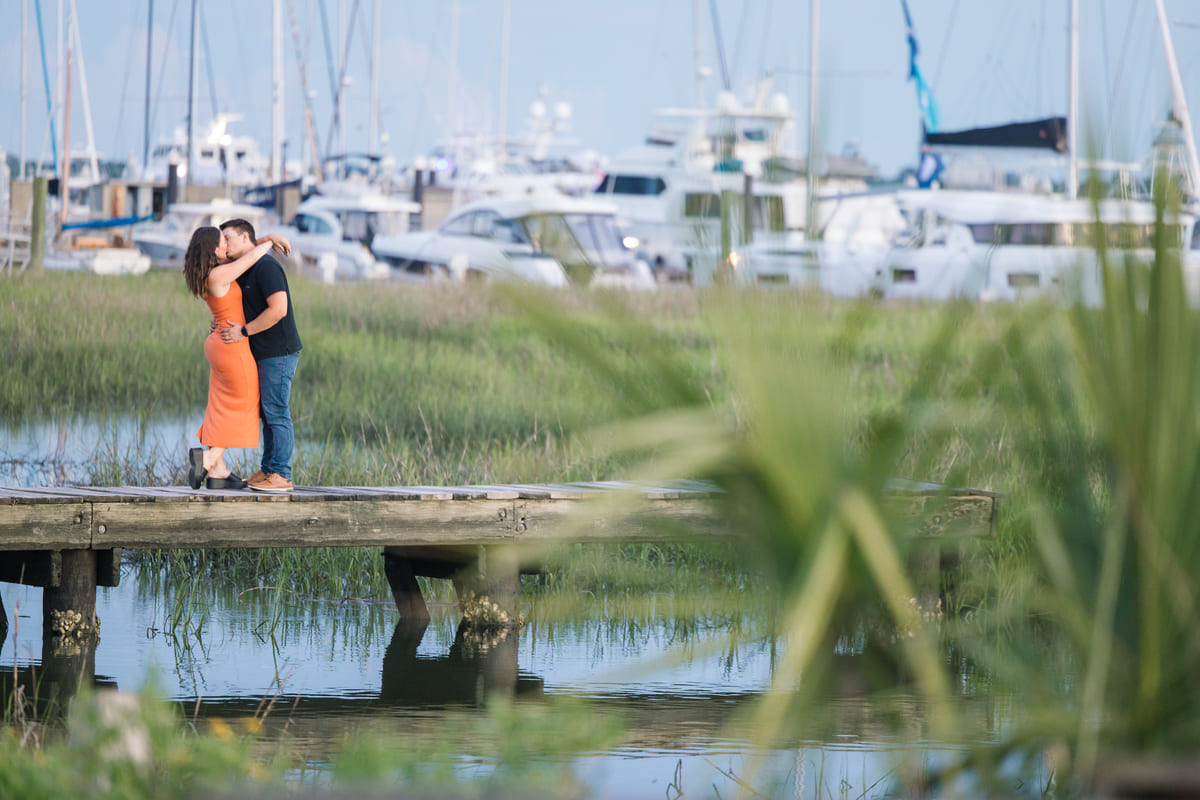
[6,271,1048,609]
[4,271,1026,492]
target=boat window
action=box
[761,196,786,232]
[595,174,667,196]
[969,224,998,245]
[684,193,721,219]
[1069,222,1159,248]
[747,197,778,231]
[1008,223,1054,246]
[522,213,592,282]
[369,211,409,238]
[491,217,529,245]
[561,214,617,268]
[1192,223,1200,251]
[341,211,372,243]
[161,213,200,234]
[440,213,475,236]
[471,211,501,238]
[294,213,333,236]
[200,149,215,160]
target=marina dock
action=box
[0,480,997,647]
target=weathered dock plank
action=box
[84,496,721,550]
[0,482,999,641]
[0,483,998,552]
[0,502,91,548]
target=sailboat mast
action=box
[805,0,819,239]
[369,0,380,157]
[337,0,345,176]
[20,0,27,179]
[68,0,99,185]
[56,0,63,177]
[692,0,703,108]
[284,0,323,185]
[1067,0,1078,200]
[144,0,153,171]
[1153,0,1200,199]
[183,0,198,201]
[272,0,284,182]
[59,15,71,230]
[498,0,510,155]
[449,0,461,210]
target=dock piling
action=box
[42,549,99,645]
[383,550,431,623]
[29,176,46,274]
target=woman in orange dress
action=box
[182,227,287,489]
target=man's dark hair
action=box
[219,217,257,243]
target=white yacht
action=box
[879,0,1200,304]
[885,187,1200,305]
[142,114,271,187]
[132,200,273,268]
[420,93,605,203]
[45,242,152,276]
[372,192,655,290]
[266,190,420,283]
[594,87,904,290]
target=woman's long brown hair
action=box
[183,226,221,298]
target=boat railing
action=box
[0,221,33,276]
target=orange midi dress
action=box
[197,282,260,447]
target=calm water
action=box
[0,415,197,486]
[1,417,1030,797]
[1,570,1020,798]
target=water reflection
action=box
[0,415,197,486]
[0,638,117,722]
[181,620,545,724]
[382,620,544,705]
[1,571,1022,797]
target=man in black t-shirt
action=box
[218,218,303,492]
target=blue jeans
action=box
[257,353,299,479]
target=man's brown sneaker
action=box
[247,470,267,486]
[249,473,293,492]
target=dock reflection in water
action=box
[1,577,1016,797]
[183,619,545,730]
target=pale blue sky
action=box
[1,0,1198,179]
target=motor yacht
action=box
[595,87,903,290]
[879,1,1200,303]
[371,192,655,290]
[884,187,1200,305]
[132,200,273,268]
[141,114,271,188]
[266,190,420,283]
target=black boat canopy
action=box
[924,116,1067,152]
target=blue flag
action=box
[901,0,940,134]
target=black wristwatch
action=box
[241,325,249,338]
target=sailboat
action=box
[880,0,1200,304]
[46,0,150,275]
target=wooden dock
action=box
[0,480,997,650]
[0,481,724,552]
